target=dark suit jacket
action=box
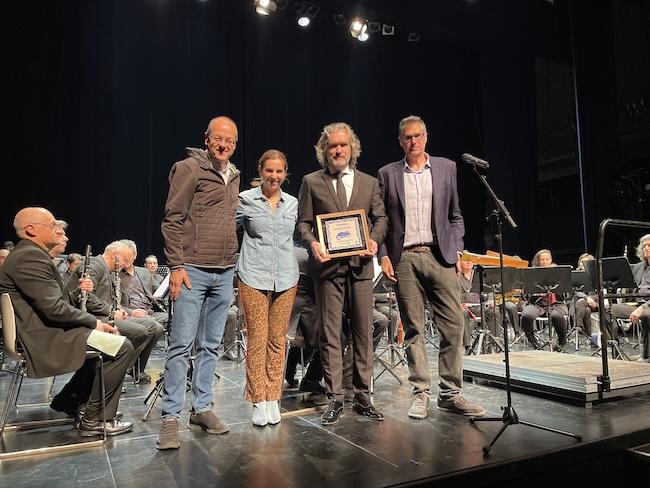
[377,157,465,267]
[136,266,163,295]
[296,168,388,280]
[68,256,117,317]
[0,239,97,378]
[632,261,650,307]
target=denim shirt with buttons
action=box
[235,186,299,292]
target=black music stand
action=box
[467,165,581,453]
[567,270,596,350]
[522,266,572,352]
[583,257,637,360]
[373,275,406,385]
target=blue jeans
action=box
[161,265,234,418]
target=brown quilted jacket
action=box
[161,147,240,269]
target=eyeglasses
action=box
[209,135,237,146]
[25,222,58,231]
[401,132,426,143]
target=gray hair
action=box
[55,219,68,230]
[398,115,427,138]
[144,255,158,264]
[314,122,361,169]
[67,253,82,264]
[104,240,129,255]
[636,234,650,264]
[119,239,138,256]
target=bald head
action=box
[205,116,238,139]
[12,207,61,251]
[14,207,55,239]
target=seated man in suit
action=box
[143,254,164,294]
[68,240,163,384]
[0,248,9,268]
[0,207,133,436]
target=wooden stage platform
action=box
[463,350,650,407]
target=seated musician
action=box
[0,208,134,436]
[603,235,650,362]
[520,249,569,351]
[573,253,598,339]
[458,258,489,352]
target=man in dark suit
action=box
[606,234,650,361]
[297,122,388,425]
[377,115,485,419]
[0,207,133,436]
[143,255,164,294]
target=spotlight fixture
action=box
[367,21,381,34]
[358,32,369,42]
[332,13,346,26]
[296,4,319,28]
[349,17,367,39]
[407,32,420,42]
[255,0,277,16]
[298,16,310,27]
[381,24,394,36]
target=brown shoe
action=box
[156,417,180,450]
[189,410,229,434]
[437,395,485,416]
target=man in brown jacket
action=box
[156,116,240,450]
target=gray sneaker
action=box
[437,395,486,416]
[189,410,229,434]
[156,417,180,450]
[408,393,430,419]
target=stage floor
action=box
[1,339,650,487]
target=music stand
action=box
[467,166,580,453]
[566,270,596,350]
[522,266,572,352]
[373,274,406,385]
[582,257,637,360]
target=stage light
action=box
[349,17,367,39]
[381,24,394,36]
[298,16,310,27]
[332,13,346,26]
[407,32,420,42]
[255,0,277,16]
[367,21,380,34]
[358,32,369,42]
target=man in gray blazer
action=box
[377,115,485,419]
[607,234,650,361]
[297,122,388,425]
[143,255,164,294]
[0,207,133,436]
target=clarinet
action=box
[109,255,121,325]
[79,245,92,312]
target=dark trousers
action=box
[606,303,650,359]
[114,317,164,373]
[343,308,388,390]
[52,339,134,420]
[521,303,568,345]
[315,266,373,403]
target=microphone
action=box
[462,153,489,169]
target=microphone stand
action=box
[467,165,581,454]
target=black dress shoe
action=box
[300,379,326,394]
[321,399,344,426]
[78,417,134,437]
[353,400,384,421]
[285,377,299,388]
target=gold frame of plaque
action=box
[316,209,371,258]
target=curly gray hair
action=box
[636,234,650,264]
[314,122,361,169]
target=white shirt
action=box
[329,166,354,207]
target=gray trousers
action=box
[394,248,463,399]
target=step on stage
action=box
[463,350,650,407]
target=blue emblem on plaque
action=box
[336,231,351,240]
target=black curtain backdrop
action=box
[4,0,626,266]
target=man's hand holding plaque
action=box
[316,209,372,259]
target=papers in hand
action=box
[87,329,126,357]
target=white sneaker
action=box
[267,400,281,425]
[252,401,268,427]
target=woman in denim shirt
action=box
[236,149,299,426]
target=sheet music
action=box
[87,329,126,357]
[153,273,170,299]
